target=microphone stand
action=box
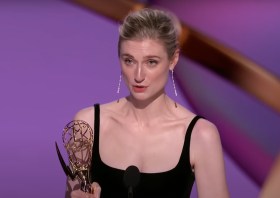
[128,186,133,198]
[123,165,140,198]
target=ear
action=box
[169,49,180,70]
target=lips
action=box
[132,85,147,93]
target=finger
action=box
[70,189,86,198]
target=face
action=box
[119,39,178,102]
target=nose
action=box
[134,65,145,83]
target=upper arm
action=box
[190,120,229,198]
[260,153,280,198]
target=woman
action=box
[66,8,229,198]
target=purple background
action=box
[0,0,279,197]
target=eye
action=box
[123,58,134,66]
[147,59,158,67]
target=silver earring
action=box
[171,70,178,108]
[171,70,177,97]
[117,73,122,103]
[117,73,122,94]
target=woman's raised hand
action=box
[70,182,101,198]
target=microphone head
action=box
[123,165,140,188]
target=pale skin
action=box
[259,153,280,198]
[65,39,230,198]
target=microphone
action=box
[123,165,140,198]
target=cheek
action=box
[153,69,169,83]
[121,69,132,85]
[147,70,169,91]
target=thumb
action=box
[91,182,101,197]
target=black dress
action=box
[90,104,203,198]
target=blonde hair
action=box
[118,8,181,59]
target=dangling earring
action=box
[171,70,177,96]
[117,73,122,103]
[171,69,178,108]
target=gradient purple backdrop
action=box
[1,0,279,197]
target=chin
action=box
[131,93,162,104]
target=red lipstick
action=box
[133,85,147,93]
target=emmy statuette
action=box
[55,120,94,194]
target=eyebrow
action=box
[121,54,160,59]
[145,55,161,59]
[121,53,133,58]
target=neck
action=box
[124,93,176,125]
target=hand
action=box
[70,182,101,198]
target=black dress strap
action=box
[186,115,204,137]
[182,115,204,173]
[93,103,100,161]
[93,103,100,136]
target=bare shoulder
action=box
[191,118,222,148]
[73,100,121,125]
[194,118,219,135]
[73,106,95,126]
